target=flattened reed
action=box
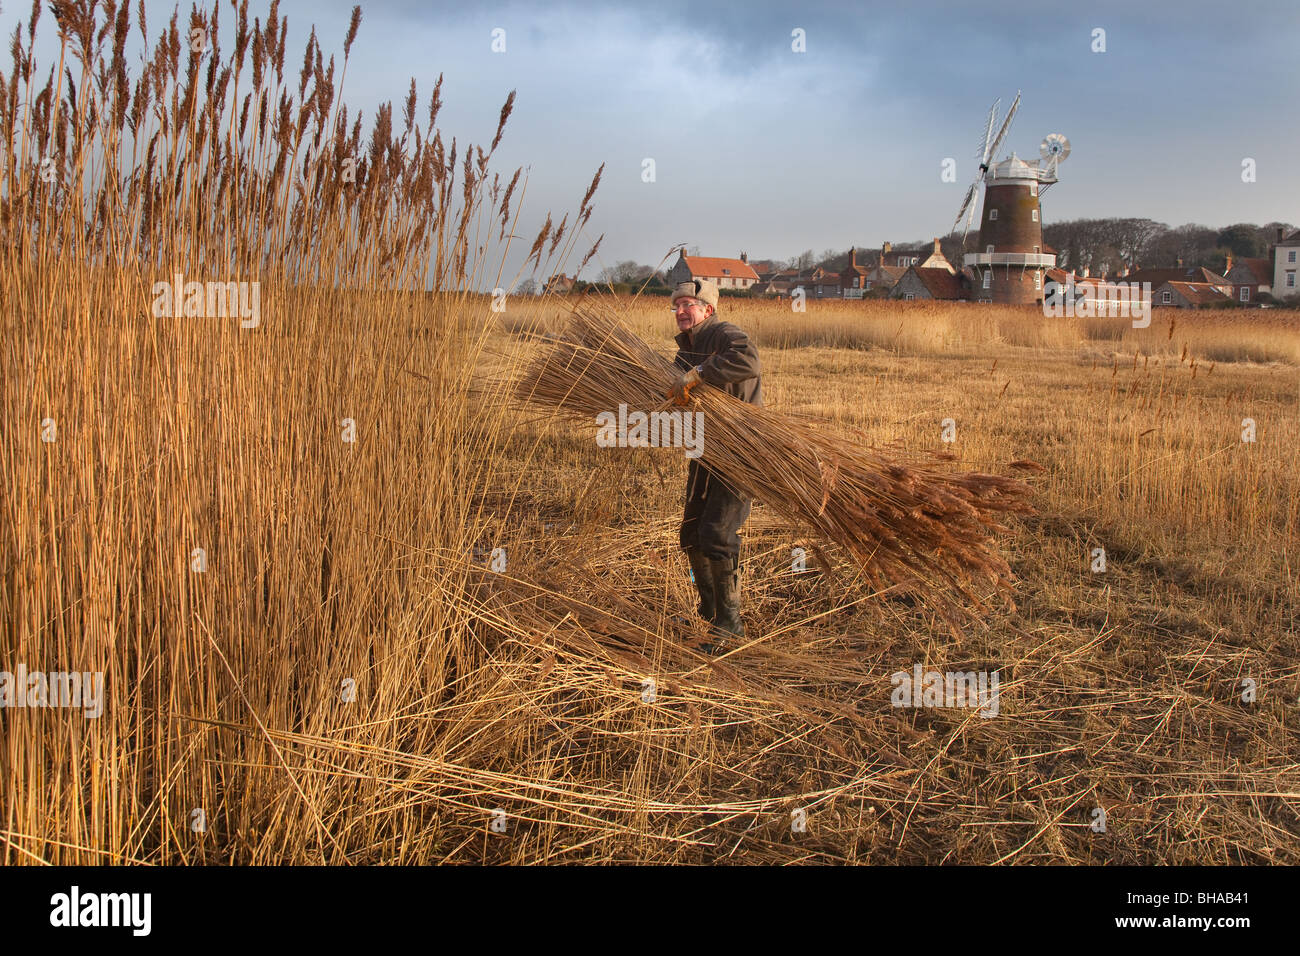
[516,303,1042,635]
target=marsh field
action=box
[2,1,1298,865]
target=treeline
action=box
[1039,219,1294,275]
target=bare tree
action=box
[1107,218,1165,269]
[597,260,652,285]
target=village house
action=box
[1043,269,1141,311]
[862,261,907,292]
[751,261,800,296]
[668,250,760,291]
[1150,281,1230,308]
[787,266,841,299]
[1117,263,1232,296]
[751,270,799,296]
[891,266,970,301]
[1275,229,1300,299]
[839,247,872,297]
[889,240,965,301]
[1225,253,1273,304]
[543,273,576,294]
[862,241,955,294]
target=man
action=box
[666,278,762,653]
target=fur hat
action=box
[671,278,719,312]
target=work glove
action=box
[667,365,703,406]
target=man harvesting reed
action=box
[666,279,762,652]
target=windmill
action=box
[949,93,1071,305]
[952,91,1021,244]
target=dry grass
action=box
[515,302,1040,637]
[3,2,1298,866]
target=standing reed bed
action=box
[604,295,1300,365]
[0,0,600,864]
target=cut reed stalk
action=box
[515,302,1041,636]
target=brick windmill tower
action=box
[952,92,1070,304]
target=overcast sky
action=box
[5,0,1298,284]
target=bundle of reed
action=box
[514,302,1041,635]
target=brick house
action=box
[668,250,760,290]
[1150,281,1230,308]
[790,267,841,299]
[890,265,969,301]
[1119,265,1232,296]
[1225,254,1273,304]
[840,247,872,297]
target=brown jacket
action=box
[673,316,763,407]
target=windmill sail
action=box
[952,182,977,237]
[978,99,999,166]
[984,91,1021,169]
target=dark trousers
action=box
[680,459,751,562]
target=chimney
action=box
[1279,227,1286,242]
[1083,265,1090,278]
[740,251,748,263]
[882,241,892,257]
[1224,254,1233,274]
[933,238,942,255]
[849,247,857,267]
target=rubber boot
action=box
[706,555,745,653]
[686,548,716,623]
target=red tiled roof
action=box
[1159,281,1230,305]
[1230,257,1272,285]
[911,267,967,300]
[682,256,760,282]
[1124,267,1229,287]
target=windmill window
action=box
[1034,245,1040,253]
[986,245,994,254]
[1031,209,1039,222]
[904,293,915,301]
[988,209,999,221]
[1162,291,1172,303]
[982,271,991,289]
[1034,272,1042,290]
[1240,287,1249,301]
